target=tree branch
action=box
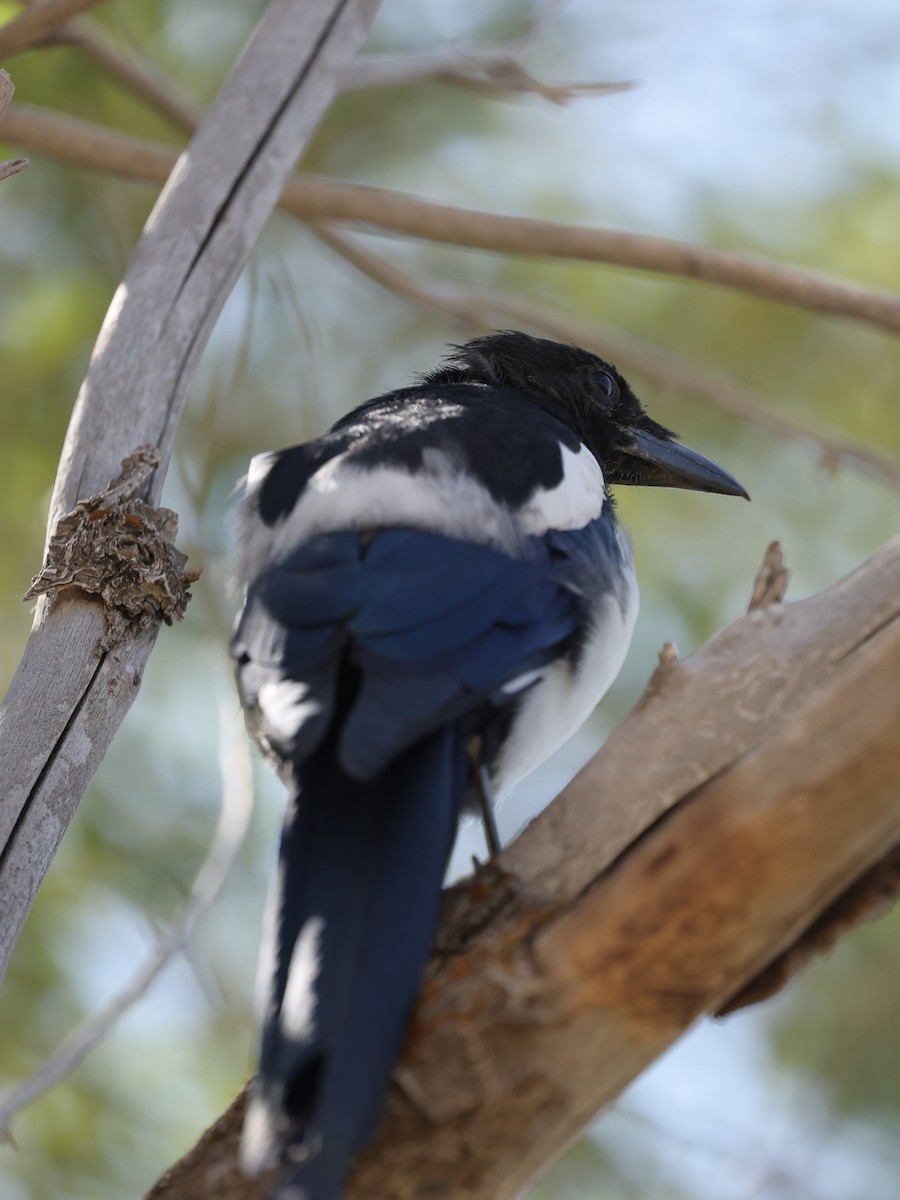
[0,694,253,1136]
[0,0,103,59]
[346,52,631,102]
[313,225,900,491]
[345,25,632,103]
[1,101,178,178]
[5,103,900,338]
[145,537,900,1198]
[50,20,202,134]
[0,154,27,180]
[0,0,382,984]
[0,69,28,181]
[42,3,623,144]
[285,184,900,337]
[342,0,571,96]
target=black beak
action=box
[619,429,749,499]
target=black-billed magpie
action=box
[231,331,747,1198]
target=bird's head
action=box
[434,331,749,499]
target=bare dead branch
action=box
[145,537,900,1199]
[0,0,103,59]
[280,186,900,338]
[747,540,790,611]
[43,5,626,147]
[2,101,178,179]
[313,226,900,492]
[0,154,27,180]
[0,68,27,180]
[0,0,382,984]
[341,0,621,102]
[6,100,900,339]
[51,21,202,134]
[346,51,631,102]
[343,0,571,96]
[0,696,253,1138]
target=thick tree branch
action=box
[146,538,900,1198]
[0,0,382,983]
[6,103,900,337]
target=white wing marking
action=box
[519,442,606,535]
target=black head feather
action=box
[423,331,748,497]
[422,332,669,479]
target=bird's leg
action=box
[468,736,503,859]
[478,764,503,859]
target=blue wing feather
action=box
[233,516,623,781]
[355,532,509,633]
[353,567,536,657]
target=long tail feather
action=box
[244,724,466,1198]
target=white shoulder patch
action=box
[518,442,606,536]
[246,450,278,493]
[269,448,521,556]
[234,452,285,585]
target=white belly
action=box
[492,556,639,792]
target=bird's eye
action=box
[589,369,617,398]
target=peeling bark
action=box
[25,448,201,643]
